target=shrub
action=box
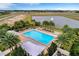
[12,20,29,31]
[8,46,29,56]
[0,24,11,30]
[70,42,79,56]
[48,42,57,56]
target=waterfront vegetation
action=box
[42,20,55,32]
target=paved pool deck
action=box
[18,29,58,56]
[21,41,46,56]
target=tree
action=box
[60,31,76,51]
[1,32,20,51]
[42,20,55,32]
[35,22,41,26]
[0,28,7,38]
[9,46,29,56]
[12,20,28,31]
[70,28,79,56]
[74,28,79,36]
[0,28,9,51]
[57,34,65,45]
[70,42,79,56]
[48,42,57,56]
[49,21,55,26]
[0,24,11,30]
[42,21,49,27]
[12,20,35,31]
[62,25,71,33]
[75,11,79,13]
[58,26,78,51]
[33,20,41,26]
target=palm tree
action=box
[57,34,65,47]
[1,32,20,51]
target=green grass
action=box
[0,14,9,19]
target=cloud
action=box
[53,7,79,10]
[0,3,40,10]
[0,3,15,10]
[29,3,40,6]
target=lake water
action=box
[32,16,79,28]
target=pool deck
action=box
[18,28,58,56]
[21,41,46,56]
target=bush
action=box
[70,42,79,56]
[0,28,20,51]
[0,24,11,30]
[58,25,79,55]
[70,29,79,56]
[62,25,72,33]
[12,20,29,31]
[48,42,57,56]
[8,46,29,56]
[0,43,9,51]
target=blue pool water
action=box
[23,30,54,45]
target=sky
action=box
[0,3,79,10]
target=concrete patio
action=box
[21,41,46,56]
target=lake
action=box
[32,16,79,28]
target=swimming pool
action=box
[23,30,54,45]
